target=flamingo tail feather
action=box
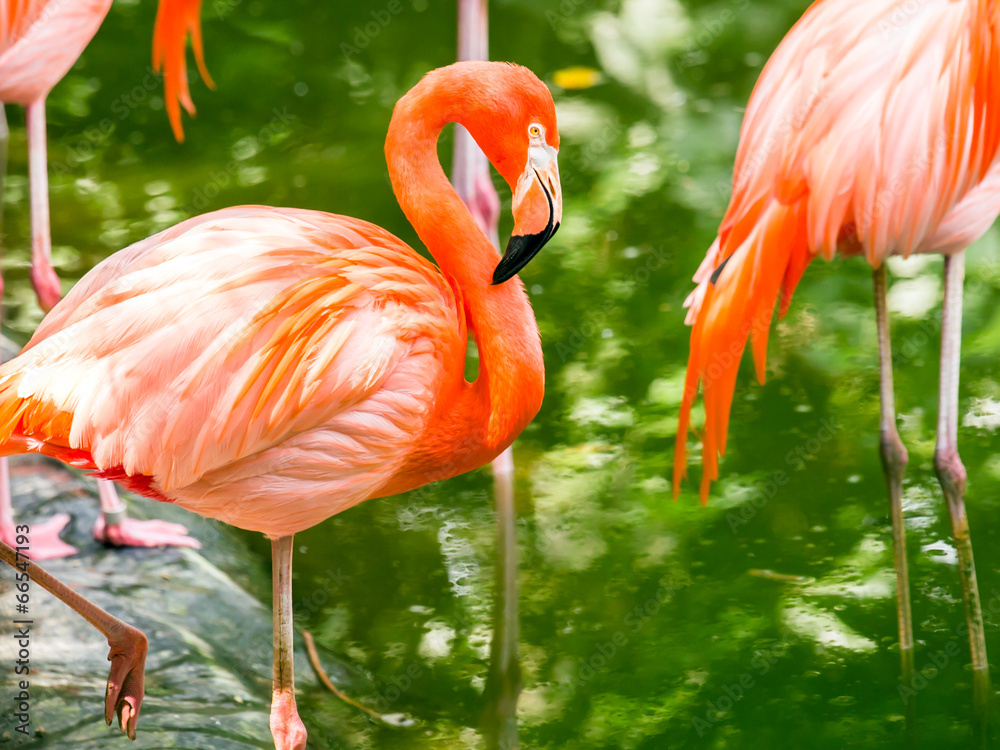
[673,198,814,502]
[152,0,213,142]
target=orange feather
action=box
[152,0,215,141]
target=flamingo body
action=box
[675,0,1000,499]
[0,205,538,536]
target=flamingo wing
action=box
[675,0,1000,500]
[0,207,465,534]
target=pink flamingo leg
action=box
[0,458,76,559]
[0,130,75,556]
[873,265,916,737]
[1,101,7,245]
[270,535,307,750]
[934,251,988,677]
[93,479,200,549]
[873,264,914,663]
[0,538,147,737]
[26,98,62,313]
[453,0,500,246]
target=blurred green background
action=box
[4,0,1000,747]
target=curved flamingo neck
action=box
[384,79,544,473]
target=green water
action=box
[4,0,1000,747]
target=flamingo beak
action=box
[492,145,562,285]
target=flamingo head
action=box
[491,114,562,285]
[388,61,563,283]
[428,61,562,284]
[466,64,562,285]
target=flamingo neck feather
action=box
[384,74,544,471]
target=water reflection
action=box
[973,669,990,750]
[481,450,522,749]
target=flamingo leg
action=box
[0,538,147,737]
[93,479,200,549]
[0,128,75,557]
[270,534,307,750]
[1,101,7,233]
[25,98,61,312]
[453,0,499,246]
[0,461,76,558]
[874,265,915,664]
[453,6,522,746]
[483,447,522,749]
[934,251,989,680]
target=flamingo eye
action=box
[529,124,542,138]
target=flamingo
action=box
[0,59,562,747]
[0,0,212,556]
[674,0,1000,683]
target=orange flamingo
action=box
[674,0,999,679]
[0,60,561,747]
[0,0,212,556]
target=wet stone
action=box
[0,456,325,749]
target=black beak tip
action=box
[491,269,510,286]
[491,222,560,286]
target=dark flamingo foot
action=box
[93,516,201,549]
[105,624,147,740]
[1,513,77,560]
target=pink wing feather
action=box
[152,0,215,141]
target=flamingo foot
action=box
[93,516,201,549]
[270,689,308,750]
[1,513,77,560]
[105,623,147,740]
[30,261,62,313]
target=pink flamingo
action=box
[0,59,561,747]
[0,0,212,556]
[674,0,999,680]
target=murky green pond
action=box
[4,0,1000,747]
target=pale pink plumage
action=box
[1,0,210,137]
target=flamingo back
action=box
[0,207,466,536]
[675,0,1000,501]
